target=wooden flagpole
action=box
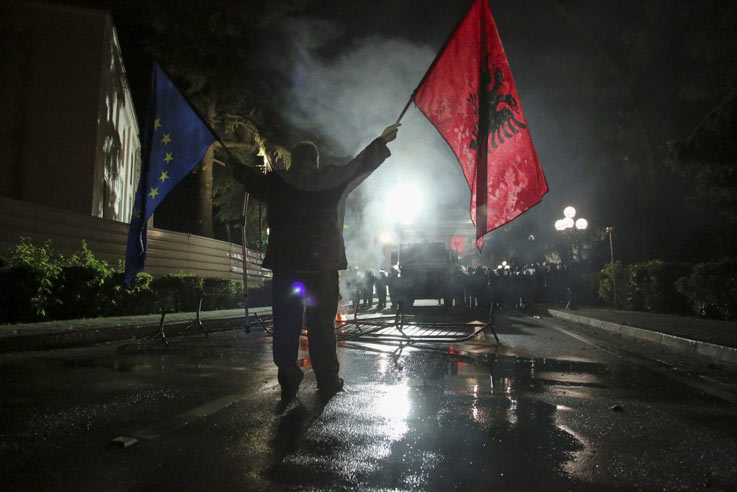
[395,98,413,125]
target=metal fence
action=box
[0,196,271,285]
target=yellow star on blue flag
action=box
[125,63,217,285]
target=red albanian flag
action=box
[412,0,548,249]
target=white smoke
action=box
[276,17,471,268]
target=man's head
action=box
[290,141,319,172]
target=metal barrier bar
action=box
[333,303,500,345]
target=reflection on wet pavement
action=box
[4,316,737,491]
[265,344,611,491]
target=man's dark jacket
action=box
[235,139,390,271]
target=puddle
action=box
[269,347,609,490]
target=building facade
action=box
[0,2,140,223]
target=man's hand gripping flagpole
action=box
[380,123,401,143]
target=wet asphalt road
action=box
[1,307,737,491]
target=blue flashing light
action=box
[290,281,306,297]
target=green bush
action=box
[152,273,203,312]
[626,262,648,311]
[676,258,737,320]
[103,272,155,316]
[598,260,627,308]
[599,260,690,313]
[49,241,114,320]
[644,261,690,313]
[626,260,689,313]
[202,278,246,310]
[0,237,269,322]
[0,238,61,322]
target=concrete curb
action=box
[0,308,272,354]
[548,309,737,366]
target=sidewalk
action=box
[0,297,383,354]
[3,304,737,367]
[548,307,737,365]
[0,307,272,354]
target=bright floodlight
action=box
[562,217,574,229]
[379,231,393,244]
[555,219,566,231]
[575,218,588,230]
[563,206,576,218]
[386,184,423,223]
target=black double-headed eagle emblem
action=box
[468,53,526,151]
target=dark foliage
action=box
[104,272,156,316]
[0,238,268,324]
[0,238,61,322]
[151,273,204,313]
[202,277,241,311]
[0,265,48,323]
[676,258,737,320]
[625,260,690,314]
[48,241,113,320]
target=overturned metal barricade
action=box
[148,302,497,348]
[251,303,499,345]
[334,304,500,345]
[250,311,274,334]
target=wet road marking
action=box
[131,393,250,440]
[112,378,286,445]
[548,321,737,405]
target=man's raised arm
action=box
[229,158,269,202]
[324,123,401,190]
[346,123,400,190]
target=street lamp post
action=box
[606,226,617,309]
[554,206,587,309]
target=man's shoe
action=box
[278,367,304,400]
[317,377,344,398]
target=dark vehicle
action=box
[395,242,454,307]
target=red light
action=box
[451,236,464,256]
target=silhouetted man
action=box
[362,269,375,309]
[234,124,400,400]
[376,270,388,309]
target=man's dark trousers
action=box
[271,270,340,388]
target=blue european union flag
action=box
[124,63,217,285]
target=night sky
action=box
[235,0,732,264]
[35,0,737,263]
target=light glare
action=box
[385,184,423,223]
[379,231,393,244]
